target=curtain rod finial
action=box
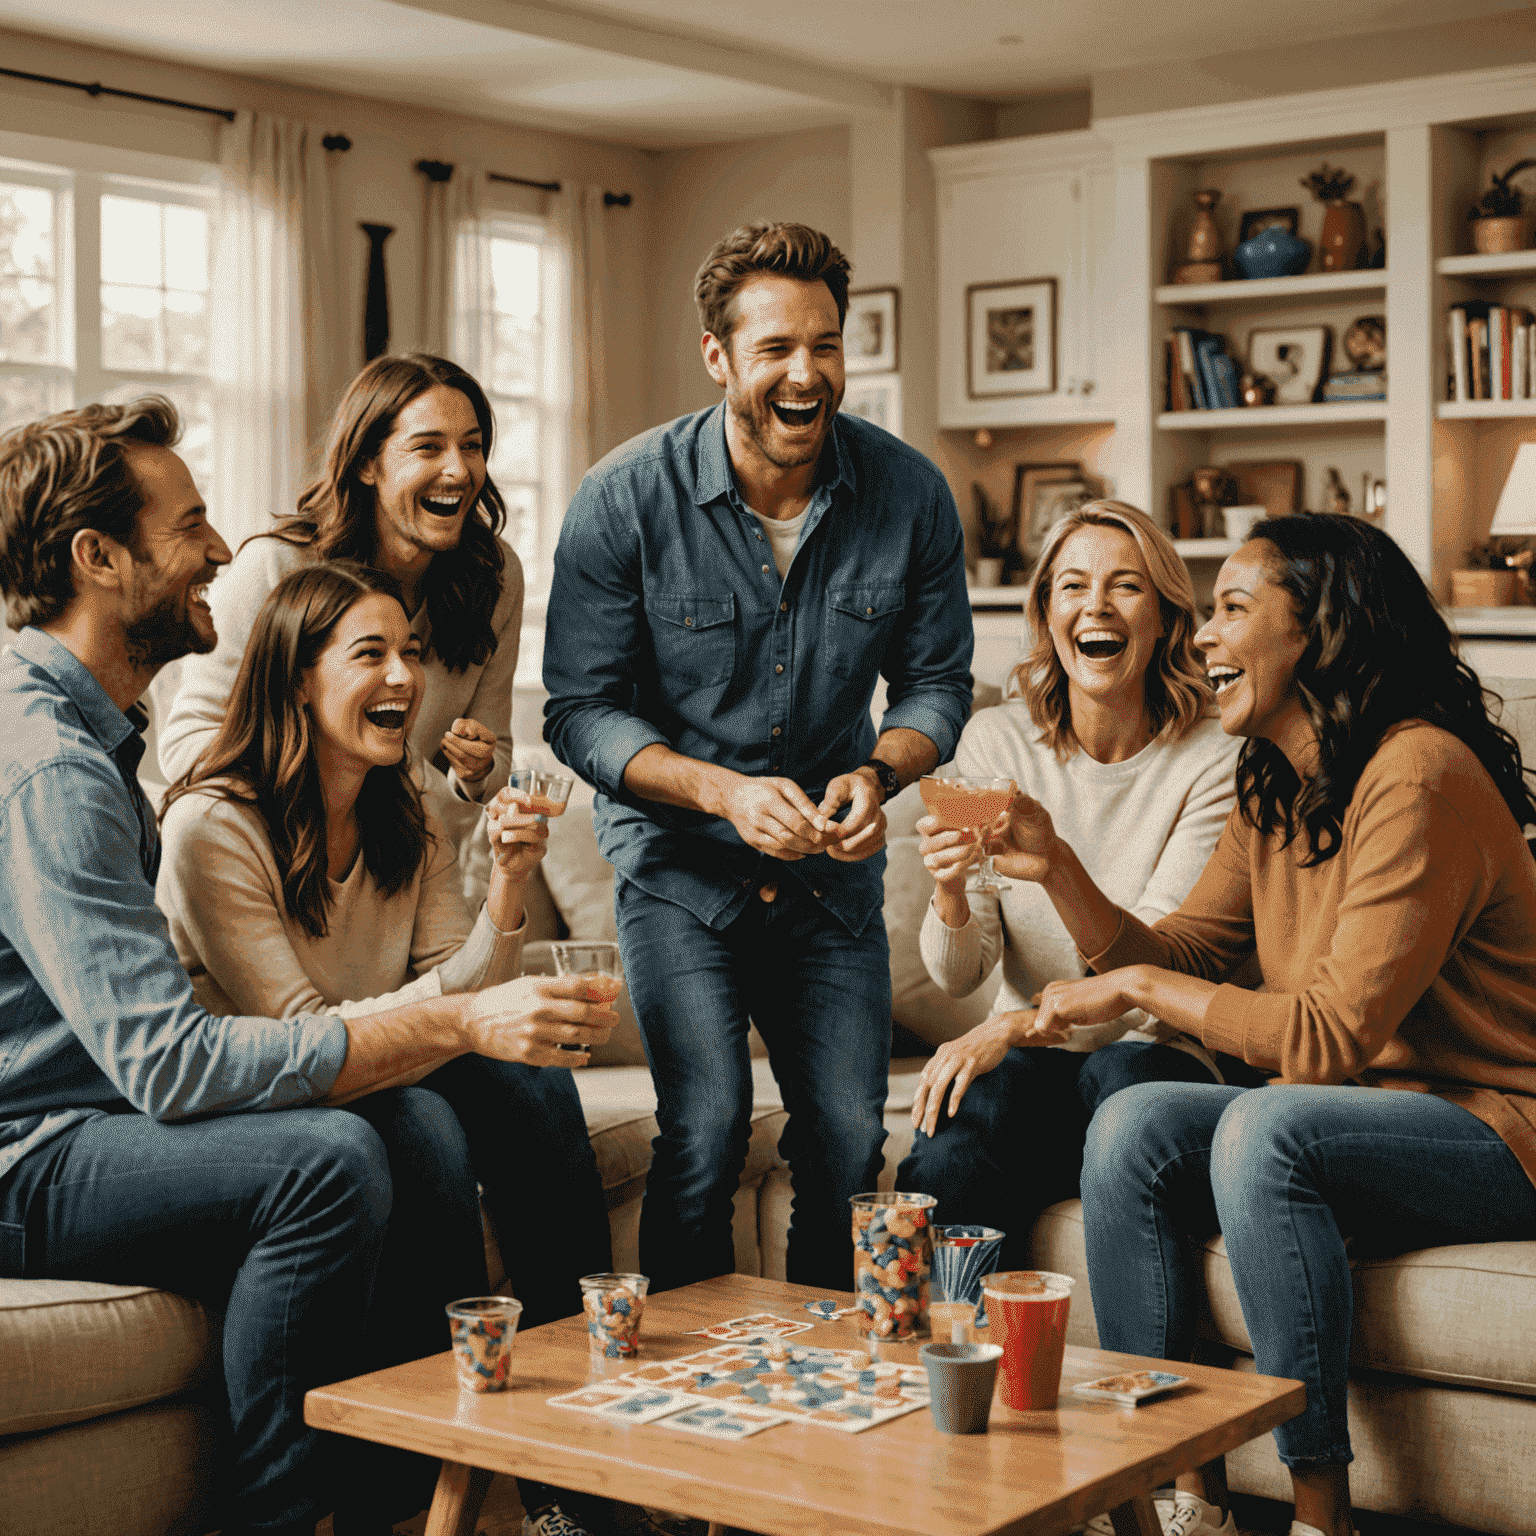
[604,191,632,208]
[415,159,454,183]
[323,133,352,152]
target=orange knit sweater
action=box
[1088,722,1536,1186]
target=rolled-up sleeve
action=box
[877,476,974,764]
[543,475,670,797]
[0,757,348,1119]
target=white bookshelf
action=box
[1157,403,1390,431]
[1437,250,1536,277]
[1446,606,1536,635]
[1437,400,1536,419]
[1155,271,1388,306]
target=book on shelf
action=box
[1447,300,1535,401]
[1449,308,1469,402]
[1321,371,1386,402]
[1166,328,1238,411]
[1517,324,1530,401]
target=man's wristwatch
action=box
[859,758,902,803]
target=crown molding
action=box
[929,127,1112,182]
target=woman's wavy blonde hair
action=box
[1009,499,1211,757]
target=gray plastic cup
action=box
[920,1340,1003,1434]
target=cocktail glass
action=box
[507,766,574,821]
[918,775,1017,892]
[550,941,623,1054]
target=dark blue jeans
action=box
[616,876,891,1292]
[896,1040,1216,1268]
[0,1057,610,1534]
[1081,1081,1536,1466]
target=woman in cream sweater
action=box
[897,501,1242,1261]
[156,560,610,1536]
[1036,514,1536,1536]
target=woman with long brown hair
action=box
[157,560,611,1536]
[159,353,521,889]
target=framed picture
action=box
[840,373,903,437]
[1247,325,1331,405]
[1010,460,1088,563]
[844,288,899,374]
[966,278,1056,398]
[1238,206,1301,243]
[1226,459,1302,521]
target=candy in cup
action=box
[931,1224,1006,1341]
[445,1296,523,1392]
[850,1192,936,1341]
[580,1272,649,1358]
[550,941,623,1054]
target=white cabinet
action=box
[931,131,1118,429]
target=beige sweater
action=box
[1090,722,1536,1185]
[156,788,524,1021]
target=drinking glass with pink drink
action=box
[550,941,623,1054]
[918,775,1017,892]
[507,766,573,820]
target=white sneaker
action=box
[523,1507,596,1536]
[1288,1523,1361,1536]
[1085,1491,1234,1536]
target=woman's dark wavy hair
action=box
[160,560,432,939]
[258,353,506,674]
[1236,513,1536,863]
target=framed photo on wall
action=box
[967,277,1056,398]
[840,373,903,438]
[844,288,899,374]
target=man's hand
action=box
[719,775,832,861]
[486,786,550,877]
[981,791,1061,884]
[439,717,497,784]
[910,1011,1032,1137]
[817,768,887,863]
[461,975,616,1067]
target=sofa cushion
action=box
[0,1280,216,1437]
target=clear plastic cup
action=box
[445,1295,523,1392]
[849,1192,936,1341]
[580,1272,649,1357]
[983,1270,1075,1410]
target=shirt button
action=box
[684,617,693,627]
[775,664,784,674]
[813,890,823,899]
[866,606,873,615]
[742,878,751,887]
[762,564,771,574]
[780,601,788,612]
[772,726,781,737]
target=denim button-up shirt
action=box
[0,628,348,1185]
[543,405,974,935]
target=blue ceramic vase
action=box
[1233,227,1312,279]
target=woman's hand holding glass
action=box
[981,792,1063,884]
[461,974,616,1068]
[486,785,550,879]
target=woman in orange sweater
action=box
[1028,514,1536,1536]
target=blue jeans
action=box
[616,876,891,1292]
[0,1058,610,1534]
[1081,1081,1536,1466]
[896,1041,1216,1269]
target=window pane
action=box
[101,284,162,370]
[97,378,212,491]
[100,196,163,286]
[491,397,539,482]
[0,183,57,364]
[501,482,539,584]
[164,289,208,373]
[0,373,68,437]
[163,205,208,292]
[492,313,540,397]
[490,238,540,321]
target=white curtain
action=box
[547,183,609,491]
[421,162,490,374]
[210,112,343,549]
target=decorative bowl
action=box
[1233,227,1312,279]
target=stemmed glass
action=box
[918,775,1017,893]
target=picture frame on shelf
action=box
[1247,325,1331,405]
[843,288,899,375]
[1238,206,1301,243]
[966,278,1056,398]
[1010,461,1090,565]
[840,373,903,437]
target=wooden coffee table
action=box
[305,1273,1302,1536]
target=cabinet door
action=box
[936,165,1090,427]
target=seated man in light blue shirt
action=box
[0,398,614,1536]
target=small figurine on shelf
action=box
[1468,159,1536,254]
[1325,467,1352,517]
[970,481,1012,587]
[1302,163,1367,271]
[1173,189,1226,284]
[1239,371,1276,407]
[1191,464,1240,538]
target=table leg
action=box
[1106,1495,1161,1536]
[423,1460,494,1536]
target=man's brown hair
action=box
[0,396,182,630]
[694,222,853,350]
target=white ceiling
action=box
[0,0,1531,147]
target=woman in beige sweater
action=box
[157,560,611,1536]
[1033,515,1536,1536]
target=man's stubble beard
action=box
[124,592,214,671]
[725,383,822,473]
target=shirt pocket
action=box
[823,582,905,680]
[646,591,737,687]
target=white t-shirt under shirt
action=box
[919,701,1242,1053]
[752,507,810,579]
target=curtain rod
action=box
[417,158,630,207]
[0,66,353,150]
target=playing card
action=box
[547,1384,702,1424]
[1072,1369,1189,1406]
[657,1403,787,1440]
[803,1299,859,1320]
[723,1312,815,1337]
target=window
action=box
[0,139,215,486]
[458,213,568,597]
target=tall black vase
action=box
[360,222,394,361]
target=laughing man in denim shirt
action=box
[544,223,974,1292]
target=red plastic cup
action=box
[982,1270,1075,1410]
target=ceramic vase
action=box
[1188,190,1223,262]
[1470,216,1532,255]
[1232,226,1312,279]
[1320,201,1367,271]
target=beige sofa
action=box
[5,683,1536,1536]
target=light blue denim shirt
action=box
[543,405,974,935]
[0,628,349,1185]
